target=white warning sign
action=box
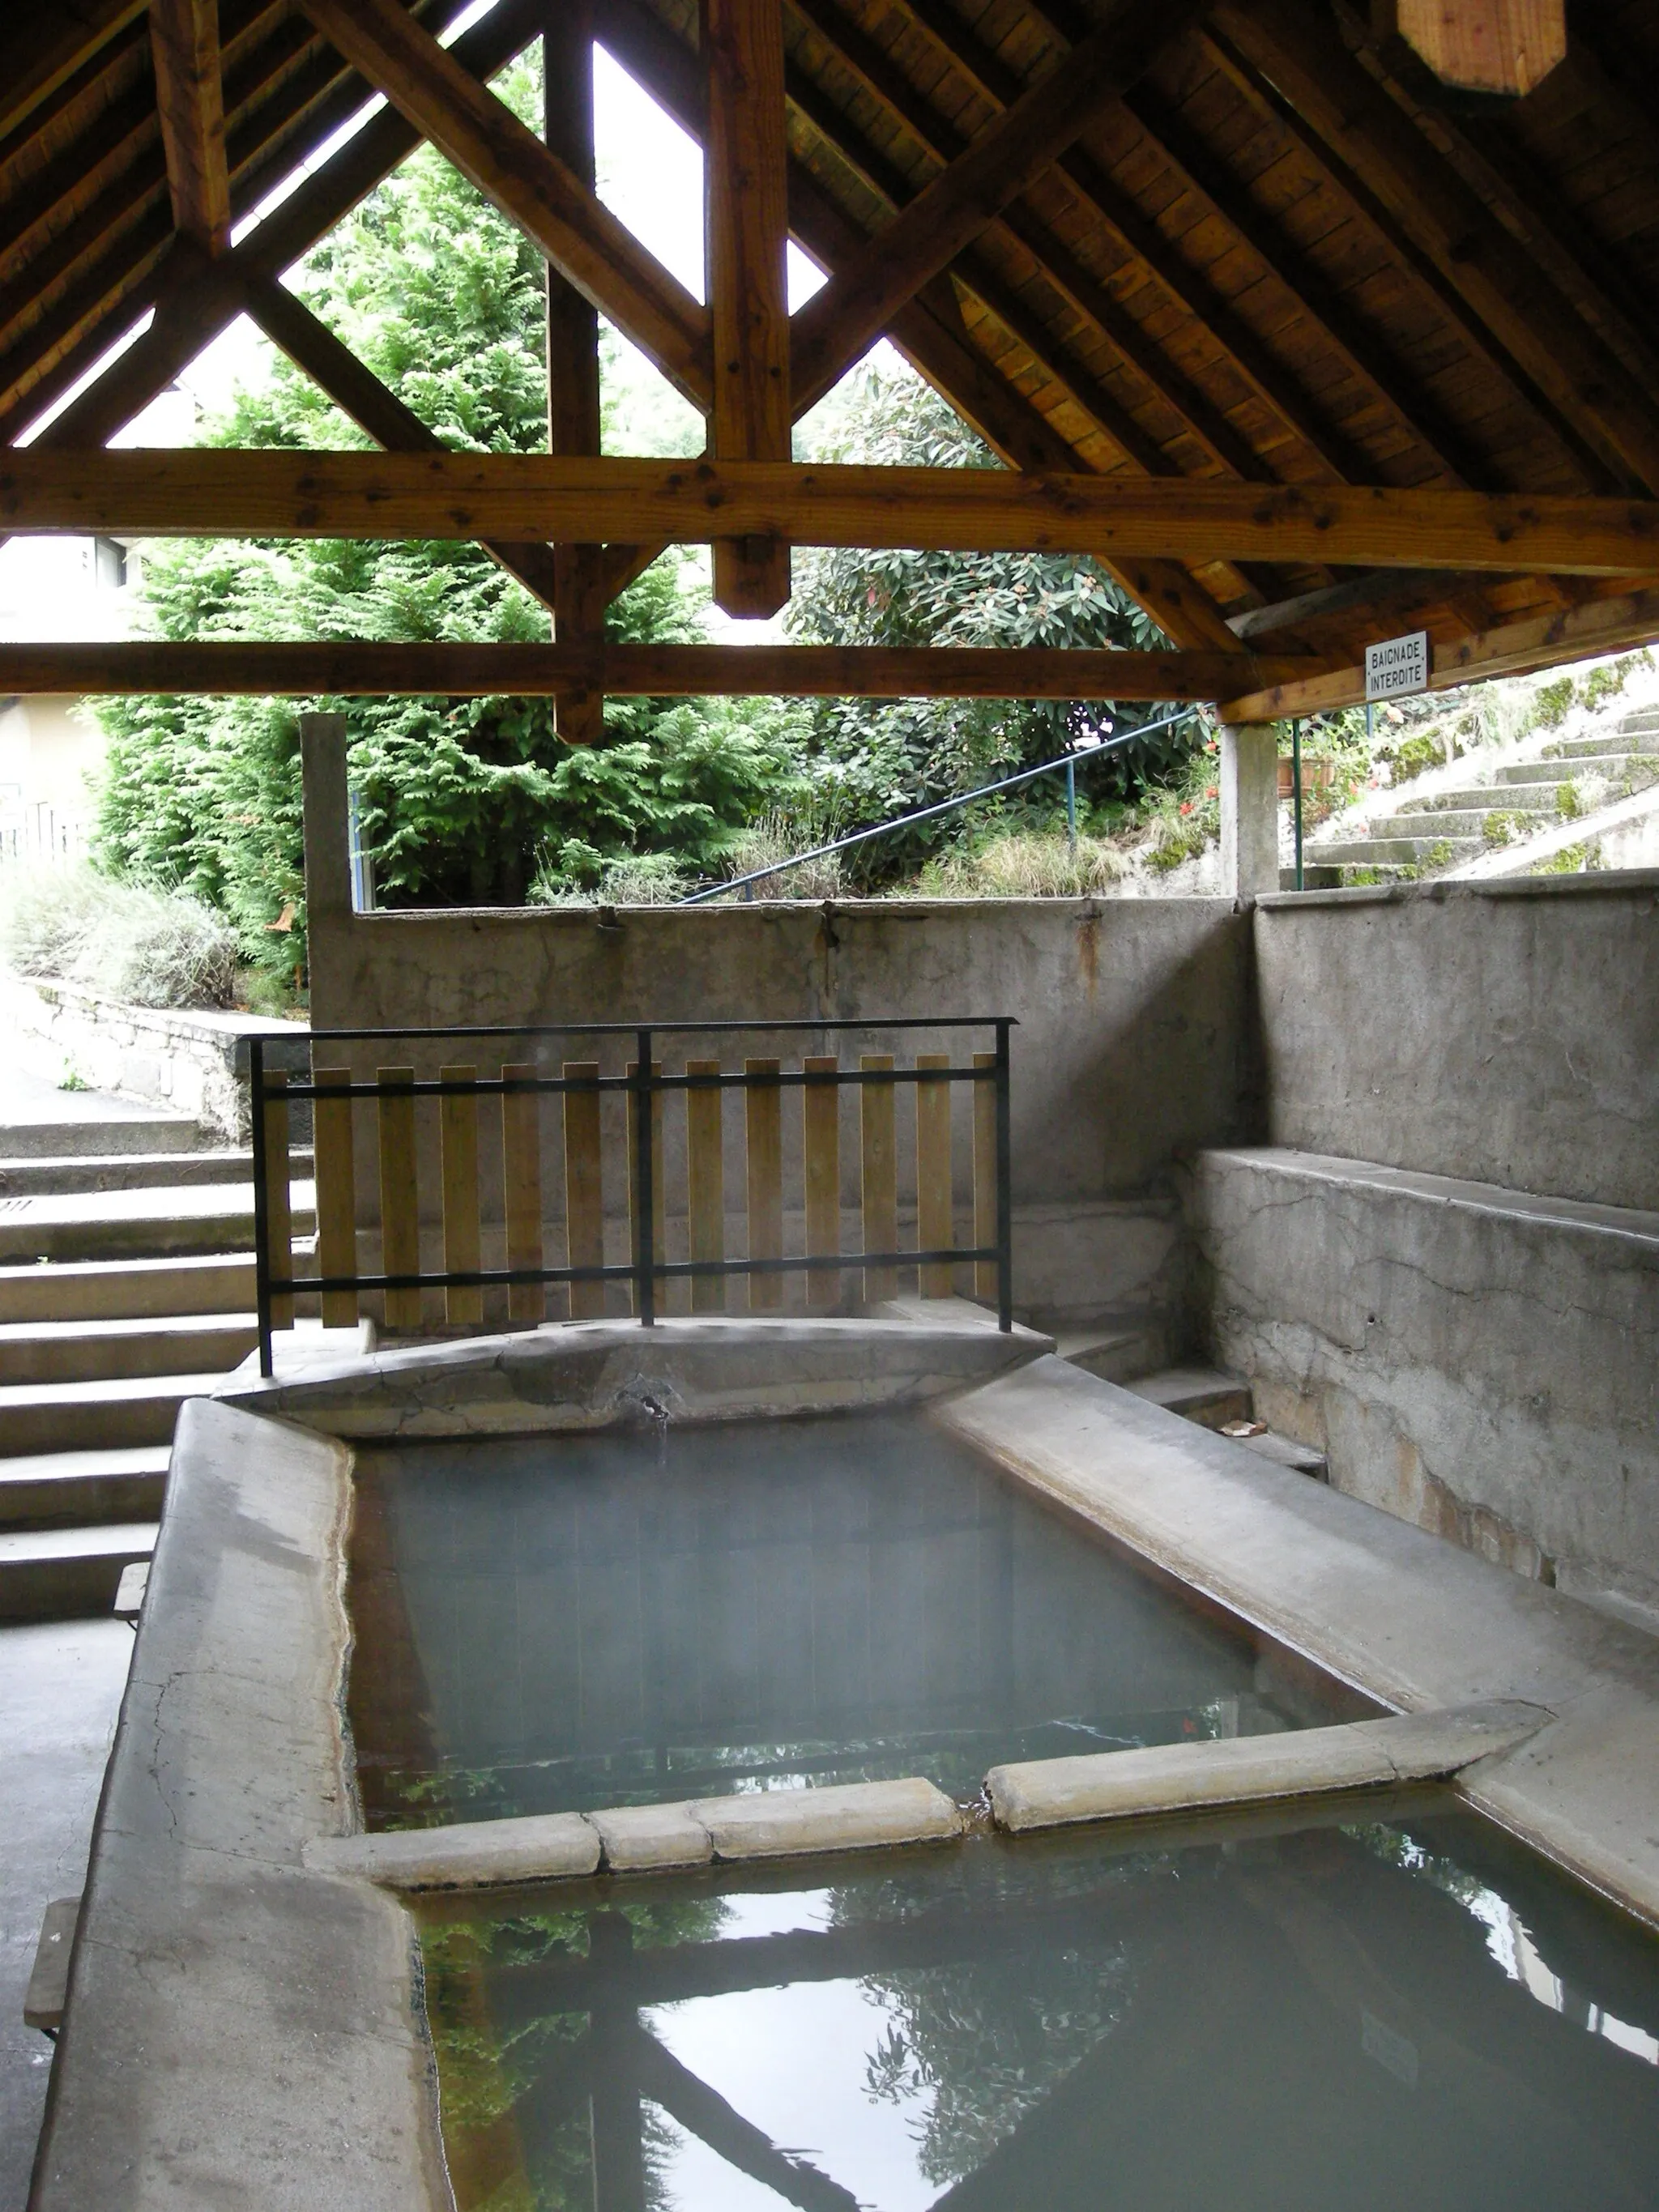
[1366,630,1430,701]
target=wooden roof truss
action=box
[2,0,1657,724]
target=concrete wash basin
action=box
[27,1313,1659,2211]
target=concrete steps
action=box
[0,1314,258,1386]
[0,1253,256,1323]
[1107,1362,1328,1479]
[1303,833,1483,868]
[0,1372,230,1457]
[0,1522,159,1622]
[1498,754,1655,786]
[1398,785,1559,816]
[0,1179,313,1264]
[0,1149,311,1196]
[0,1447,168,1528]
[0,1112,215,1161]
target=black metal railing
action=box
[248,1017,1014,1377]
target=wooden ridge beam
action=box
[788,0,1213,419]
[1211,0,1659,497]
[1226,566,1507,643]
[3,449,1657,572]
[594,0,1244,652]
[0,638,1317,699]
[707,0,791,616]
[1220,583,1659,722]
[149,0,232,255]
[296,0,713,408]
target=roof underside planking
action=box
[1,0,1657,722]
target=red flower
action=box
[1205,785,1218,799]
[1179,800,1193,815]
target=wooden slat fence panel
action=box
[915,1051,953,1298]
[262,1069,292,1329]
[377,1065,421,1329]
[803,1053,840,1306]
[685,1058,726,1314]
[562,1060,603,1320]
[440,1063,482,1325]
[859,1054,897,1305]
[744,1056,783,1311]
[502,1060,544,1323]
[313,1065,357,1328]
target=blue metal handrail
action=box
[679,704,1201,904]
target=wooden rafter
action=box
[296,0,713,407]
[148,0,232,255]
[239,274,565,618]
[595,0,1247,651]
[0,2,148,143]
[3,448,1656,573]
[0,638,1316,699]
[707,0,792,616]
[1220,583,1659,722]
[2,0,531,447]
[788,0,1212,419]
[1213,0,1659,497]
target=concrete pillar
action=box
[300,712,352,1018]
[1218,721,1281,898]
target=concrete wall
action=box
[1253,873,1659,1211]
[1189,1147,1659,1621]
[308,897,1253,1335]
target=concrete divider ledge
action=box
[306,1778,963,1890]
[987,1703,1552,1833]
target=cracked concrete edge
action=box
[308,1778,963,1890]
[986,1703,1554,1832]
[31,1396,453,2212]
[215,1314,1051,1441]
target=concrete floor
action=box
[0,1068,157,1129]
[0,1622,130,2212]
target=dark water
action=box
[415,1803,1659,2212]
[346,1412,1364,1829]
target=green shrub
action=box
[1533,676,1576,731]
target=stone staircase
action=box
[1302,704,1659,882]
[0,1106,313,1622]
[1054,1324,1327,1478]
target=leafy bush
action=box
[717,812,845,901]
[2,865,241,1008]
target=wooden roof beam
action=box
[0,638,1317,699]
[3,449,1655,573]
[239,274,568,620]
[1211,0,1659,497]
[785,0,1268,484]
[788,0,1214,419]
[1226,566,1508,644]
[0,1,148,144]
[594,0,1246,651]
[1,0,537,449]
[889,0,1370,483]
[149,0,232,256]
[707,0,792,616]
[1220,582,1659,722]
[296,0,713,408]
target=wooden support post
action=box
[802,1055,840,1308]
[859,1054,898,1306]
[915,1053,953,1299]
[262,1070,293,1331]
[544,0,608,744]
[148,0,231,256]
[684,1059,726,1313]
[972,1051,998,1305]
[440,1064,483,1325]
[377,1067,421,1331]
[744,1058,783,1311]
[706,0,791,616]
[626,1058,665,1315]
[562,1061,605,1320]
[313,1067,357,1328]
[502,1060,545,1323]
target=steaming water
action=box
[345,1411,1363,1830]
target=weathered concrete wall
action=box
[1253,873,1659,1212]
[1188,1147,1659,1620]
[308,895,1255,1333]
